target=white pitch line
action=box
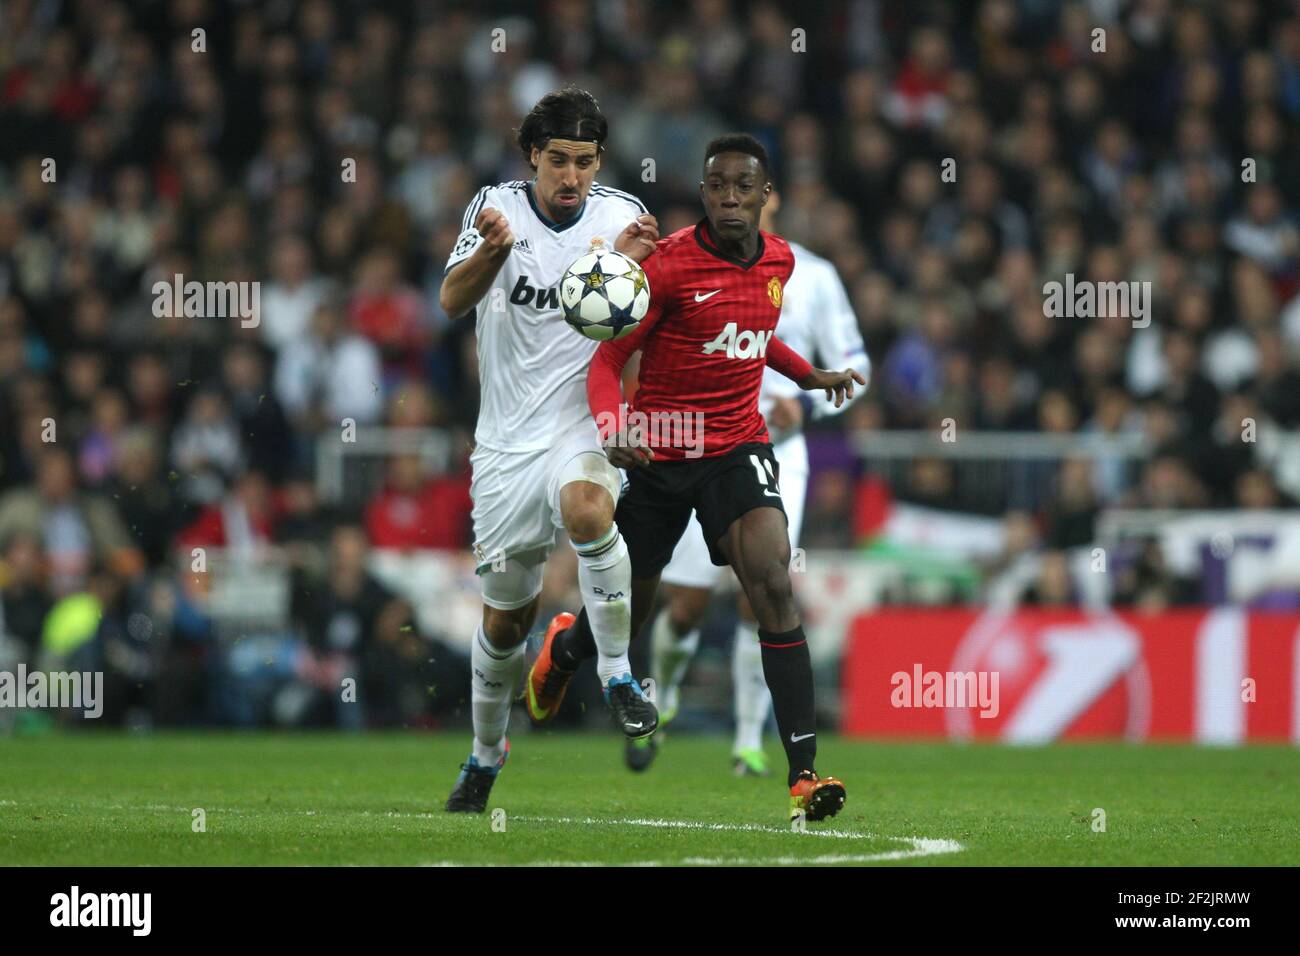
[677,845,965,866]
[30,804,965,865]
[426,815,966,866]
[419,841,964,867]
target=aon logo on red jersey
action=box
[701,322,773,359]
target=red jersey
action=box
[587,220,814,460]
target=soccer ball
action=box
[559,248,651,341]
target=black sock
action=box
[553,607,597,671]
[758,625,817,788]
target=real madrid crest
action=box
[767,276,783,308]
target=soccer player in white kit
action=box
[628,191,869,776]
[442,88,660,812]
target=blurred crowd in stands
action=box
[2,0,1300,727]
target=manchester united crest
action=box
[767,275,783,308]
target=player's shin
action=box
[471,623,525,767]
[573,525,634,685]
[650,609,698,723]
[732,621,771,755]
[757,624,817,788]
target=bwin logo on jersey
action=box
[509,275,559,310]
[701,322,773,359]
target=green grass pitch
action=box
[2,732,1298,865]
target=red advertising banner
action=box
[841,609,1300,743]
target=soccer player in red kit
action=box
[527,134,865,821]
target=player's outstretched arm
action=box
[766,335,866,408]
[439,208,515,318]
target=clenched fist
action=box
[475,208,515,254]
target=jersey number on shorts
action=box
[750,454,782,498]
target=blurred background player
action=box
[440,87,659,813]
[536,134,864,820]
[631,189,871,775]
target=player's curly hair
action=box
[704,133,770,180]
[517,86,608,168]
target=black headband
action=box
[536,128,604,148]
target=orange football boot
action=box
[524,612,577,723]
[789,770,847,821]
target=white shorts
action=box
[659,433,809,589]
[471,420,621,610]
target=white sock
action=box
[732,620,771,754]
[573,525,633,686]
[470,622,523,767]
[651,609,699,721]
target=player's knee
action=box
[558,456,619,545]
[482,604,535,649]
[566,508,611,545]
[560,485,614,544]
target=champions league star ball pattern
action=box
[559,248,651,341]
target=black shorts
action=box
[615,441,787,578]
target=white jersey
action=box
[761,240,870,451]
[446,180,648,454]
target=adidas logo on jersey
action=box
[513,237,531,252]
[701,322,774,359]
[509,275,559,310]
